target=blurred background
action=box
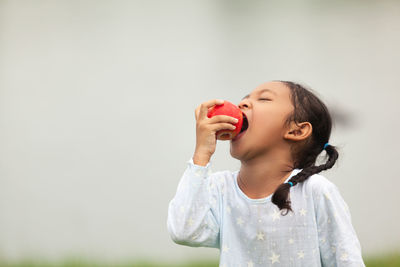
[1,0,399,266]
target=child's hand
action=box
[193,99,238,166]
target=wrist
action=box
[192,151,211,166]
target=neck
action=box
[238,148,294,199]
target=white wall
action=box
[0,0,399,263]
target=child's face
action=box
[230,81,295,161]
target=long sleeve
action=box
[314,181,365,267]
[167,157,221,248]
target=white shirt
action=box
[167,157,366,267]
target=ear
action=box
[283,121,312,142]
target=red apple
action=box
[207,100,243,140]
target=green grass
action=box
[0,253,399,267]
[0,259,219,267]
[363,252,400,267]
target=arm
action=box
[167,157,221,248]
[167,98,236,248]
[314,181,365,267]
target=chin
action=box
[229,142,247,161]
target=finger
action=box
[198,99,225,120]
[210,123,236,132]
[209,115,239,124]
[195,105,201,120]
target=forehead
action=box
[242,81,290,99]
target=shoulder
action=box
[301,171,340,198]
[206,170,237,191]
[209,170,236,183]
[300,172,352,213]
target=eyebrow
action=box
[241,88,277,100]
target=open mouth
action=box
[240,113,249,133]
[233,112,249,142]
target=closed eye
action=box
[258,98,271,101]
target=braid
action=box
[272,144,339,215]
[270,80,339,215]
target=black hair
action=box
[271,81,339,215]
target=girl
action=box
[167,81,365,267]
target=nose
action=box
[238,98,251,110]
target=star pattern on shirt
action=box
[324,192,331,200]
[297,250,305,259]
[247,260,254,267]
[187,217,194,226]
[340,252,349,261]
[271,209,281,221]
[288,238,294,244]
[299,208,307,216]
[194,169,203,176]
[269,252,280,264]
[237,217,244,226]
[222,245,230,253]
[333,211,339,219]
[256,231,265,240]
[227,206,231,214]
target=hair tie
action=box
[323,142,330,150]
[287,181,293,187]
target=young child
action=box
[167,80,365,266]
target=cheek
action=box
[255,110,285,131]
[253,112,287,139]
